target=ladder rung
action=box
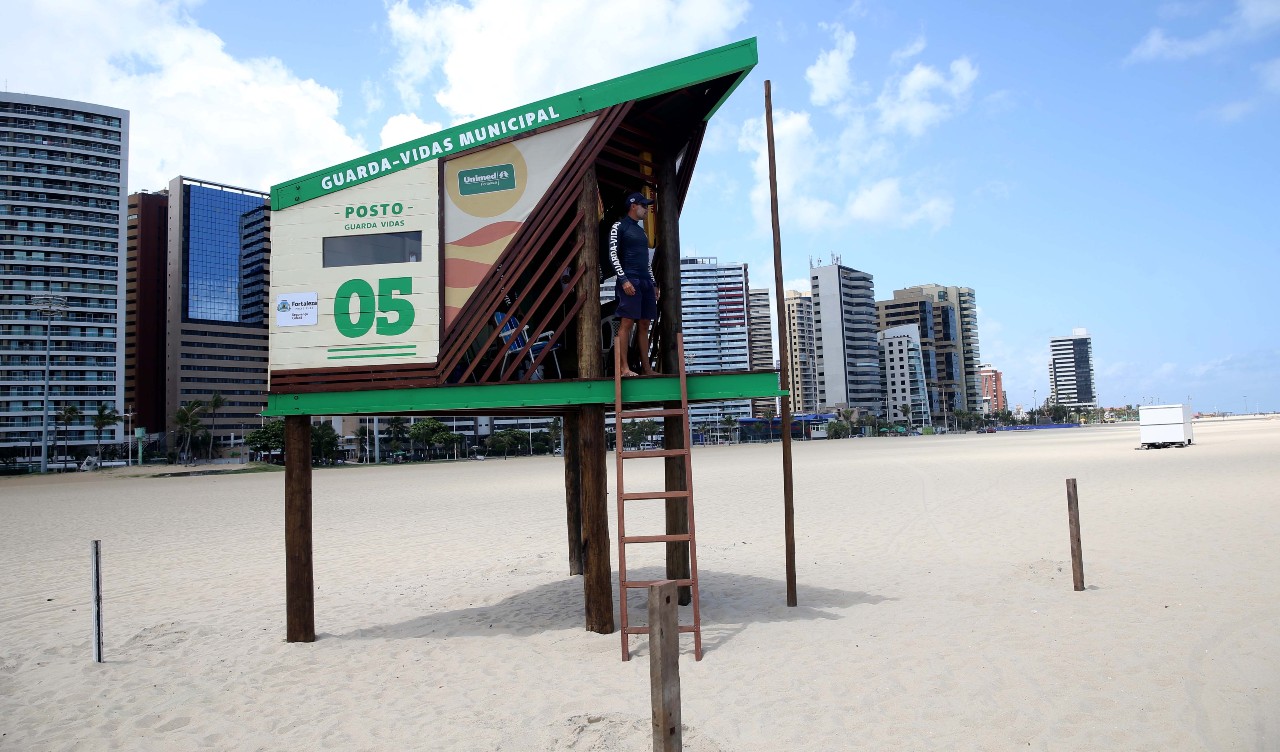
[622,578,694,588]
[621,490,691,501]
[618,408,686,420]
[621,534,691,544]
[621,448,687,459]
[623,625,699,635]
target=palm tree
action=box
[385,416,409,454]
[205,392,225,459]
[56,404,81,471]
[174,401,205,464]
[354,425,371,462]
[92,402,121,460]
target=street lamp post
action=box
[32,294,68,474]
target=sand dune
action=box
[2,418,1277,750]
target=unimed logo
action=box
[458,164,516,196]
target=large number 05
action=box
[334,277,415,338]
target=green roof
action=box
[270,37,757,210]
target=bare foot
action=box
[641,367,660,376]
[620,369,639,377]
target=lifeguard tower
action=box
[264,38,789,660]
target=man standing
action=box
[609,192,660,376]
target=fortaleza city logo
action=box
[275,292,319,327]
[458,164,516,196]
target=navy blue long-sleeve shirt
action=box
[608,218,656,285]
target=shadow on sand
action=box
[331,569,893,655]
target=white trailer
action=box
[1138,404,1194,449]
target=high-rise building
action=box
[1049,328,1096,409]
[124,190,168,435]
[746,287,774,417]
[679,257,751,429]
[160,177,271,450]
[879,284,981,416]
[1,94,129,465]
[878,324,931,427]
[811,262,881,416]
[978,364,1006,414]
[783,290,818,414]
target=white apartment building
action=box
[1049,328,1097,409]
[879,324,932,427]
[1,93,129,466]
[811,262,881,416]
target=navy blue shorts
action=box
[616,277,657,321]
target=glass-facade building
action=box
[163,177,270,449]
[0,93,128,465]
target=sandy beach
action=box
[2,418,1278,750]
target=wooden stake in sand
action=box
[649,580,681,752]
[765,79,799,608]
[1066,478,1085,591]
[91,539,103,663]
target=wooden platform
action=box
[262,370,783,417]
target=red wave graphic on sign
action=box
[448,221,523,247]
[443,258,496,289]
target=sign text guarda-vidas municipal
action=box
[318,106,564,191]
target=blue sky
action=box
[5,0,1278,413]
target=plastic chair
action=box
[494,312,562,379]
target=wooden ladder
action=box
[613,331,703,661]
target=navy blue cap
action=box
[625,192,654,206]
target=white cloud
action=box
[847,179,953,229]
[875,58,978,137]
[1211,99,1257,121]
[362,80,385,115]
[805,24,859,107]
[0,0,367,193]
[386,0,749,121]
[1127,0,1280,62]
[890,35,928,65]
[740,110,840,232]
[378,113,444,149]
[738,112,952,234]
[1260,56,1280,91]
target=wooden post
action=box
[765,80,799,607]
[575,166,615,633]
[563,410,583,576]
[284,414,315,642]
[90,539,103,663]
[656,153,691,605]
[580,405,614,633]
[1066,478,1084,591]
[649,580,681,752]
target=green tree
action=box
[622,419,658,449]
[174,401,205,463]
[385,416,409,454]
[311,421,340,464]
[56,403,81,471]
[487,428,527,458]
[409,418,449,460]
[246,419,285,460]
[92,402,121,460]
[353,425,371,462]
[826,421,850,439]
[205,392,225,459]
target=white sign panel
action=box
[275,292,319,327]
[269,159,440,373]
